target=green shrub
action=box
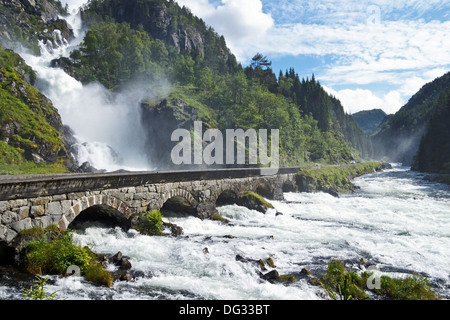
[322,260,368,300]
[135,210,164,236]
[24,233,112,287]
[376,275,440,300]
[24,234,95,275]
[22,272,59,300]
[320,260,440,300]
[85,262,113,287]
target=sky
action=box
[175,0,450,115]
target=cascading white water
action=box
[20,1,155,172]
[2,165,448,300]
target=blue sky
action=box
[176,0,450,114]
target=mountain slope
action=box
[352,109,387,135]
[80,0,239,77]
[0,45,71,173]
[0,0,375,173]
[411,91,450,174]
[0,0,71,54]
[371,72,450,165]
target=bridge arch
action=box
[68,204,131,230]
[156,189,199,216]
[59,195,133,232]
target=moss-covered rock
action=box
[0,46,72,174]
[237,191,274,213]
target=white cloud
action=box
[176,0,450,115]
[176,0,274,61]
[323,67,448,115]
[324,86,404,115]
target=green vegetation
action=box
[22,271,59,300]
[24,232,113,287]
[352,109,387,135]
[0,159,69,175]
[134,210,164,236]
[239,191,274,210]
[412,91,450,174]
[68,21,170,89]
[322,260,369,300]
[372,71,450,165]
[0,46,70,174]
[296,162,386,194]
[321,260,440,300]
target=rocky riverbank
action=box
[295,162,392,197]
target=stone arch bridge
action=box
[0,168,300,245]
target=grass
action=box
[321,260,440,300]
[296,162,385,193]
[0,46,69,175]
[0,155,69,175]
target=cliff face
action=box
[0,0,72,54]
[81,0,238,75]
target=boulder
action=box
[163,222,184,237]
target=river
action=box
[1,164,449,300]
[1,1,449,301]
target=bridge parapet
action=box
[0,168,300,244]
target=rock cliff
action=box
[0,0,72,54]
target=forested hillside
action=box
[1,0,374,173]
[58,0,372,168]
[411,91,450,174]
[371,72,450,165]
[352,109,387,135]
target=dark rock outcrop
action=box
[140,98,200,170]
[0,0,71,54]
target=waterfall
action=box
[20,1,154,172]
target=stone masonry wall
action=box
[0,173,297,245]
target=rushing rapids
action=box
[1,165,449,300]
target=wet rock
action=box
[301,267,311,276]
[109,251,123,265]
[163,222,184,237]
[262,270,279,281]
[109,251,132,270]
[119,273,132,281]
[119,257,132,270]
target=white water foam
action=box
[19,1,155,172]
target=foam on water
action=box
[1,165,449,300]
[19,1,155,172]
